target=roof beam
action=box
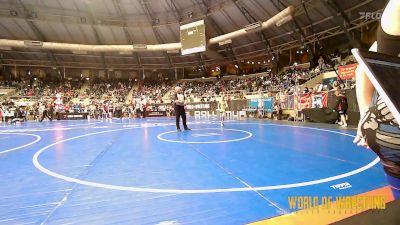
[16,0,61,76]
[82,1,108,70]
[167,0,207,77]
[271,0,314,61]
[140,0,175,75]
[169,0,183,23]
[273,0,307,43]
[196,0,240,70]
[0,13,378,70]
[301,0,316,40]
[112,0,142,70]
[323,0,360,47]
[231,0,279,67]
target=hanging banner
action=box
[300,92,328,109]
[311,92,327,108]
[264,97,274,112]
[338,63,358,80]
[300,94,312,109]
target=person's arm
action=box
[332,96,341,111]
[355,68,375,116]
[353,0,400,145]
[381,0,400,35]
[357,0,400,106]
[355,42,377,117]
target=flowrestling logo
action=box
[359,12,382,20]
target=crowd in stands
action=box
[82,81,131,102]
[0,78,177,123]
[0,80,14,87]
[0,49,359,124]
[134,82,171,103]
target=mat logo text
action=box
[288,196,386,210]
[330,182,352,190]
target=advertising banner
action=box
[338,63,358,80]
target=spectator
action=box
[334,91,348,127]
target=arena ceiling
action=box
[0,0,386,71]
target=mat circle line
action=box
[0,133,41,154]
[157,128,253,144]
[32,123,380,194]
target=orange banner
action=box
[338,63,358,80]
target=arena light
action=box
[10,10,17,16]
[132,44,147,50]
[30,12,37,19]
[72,50,87,54]
[24,40,43,47]
[167,49,180,54]
[244,21,262,32]
[276,15,293,27]
[218,39,232,46]
[0,46,12,50]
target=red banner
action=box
[338,63,358,80]
[300,94,312,109]
[300,92,328,109]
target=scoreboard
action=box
[180,20,206,55]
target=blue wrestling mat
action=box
[0,118,388,224]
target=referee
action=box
[174,86,190,132]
